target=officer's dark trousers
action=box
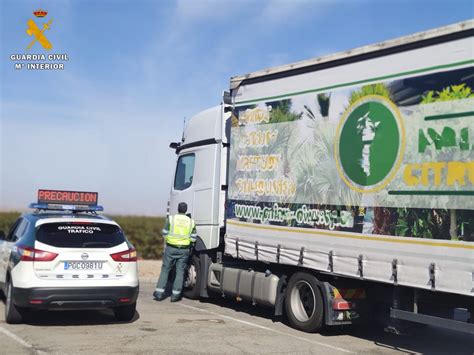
[155,245,190,296]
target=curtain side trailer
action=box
[169,20,474,334]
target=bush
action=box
[109,215,165,259]
[0,212,21,236]
[0,212,165,260]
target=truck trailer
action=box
[168,20,474,334]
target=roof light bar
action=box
[29,203,104,212]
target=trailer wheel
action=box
[183,254,201,299]
[285,272,324,333]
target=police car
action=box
[0,190,139,324]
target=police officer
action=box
[153,202,197,302]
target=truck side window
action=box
[174,153,195,191]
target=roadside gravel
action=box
[138,259,162,284]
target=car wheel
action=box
[5,278,24,324]
[285,272,324,333]
[183,254,201,300]
[114,302,136,322]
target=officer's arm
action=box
[161,217,170,236]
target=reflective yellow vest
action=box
[165,214,195,247]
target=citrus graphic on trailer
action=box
[335,95,405,193]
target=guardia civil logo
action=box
[9,8,69,71]
[27,9,53,50]
[335,95,405,193]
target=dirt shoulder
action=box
[138,259,162,284]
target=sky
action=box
[0,0,473,215]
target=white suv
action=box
[0,205,139,324]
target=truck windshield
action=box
[174,153,195,190]
[36,222,125,248]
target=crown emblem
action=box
[33,9,48,18]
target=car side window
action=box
[12,219,28,242]
[6,218,22,242]
[174,153,195,191]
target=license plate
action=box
[64,261,103,270]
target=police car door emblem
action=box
[81,253,89,260]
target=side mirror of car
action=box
[0,230,5,240]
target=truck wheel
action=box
[183,254,201,299]
[5,279,24,324]
[114,302,136,322]
[285,272,324,333]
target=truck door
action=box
[170,143,221,249]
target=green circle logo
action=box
[335,96,405,193]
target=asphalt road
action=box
[1,284,473,354]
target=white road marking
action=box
[177,302,355,354]
[0,326,34,349]
[0,326,47,354]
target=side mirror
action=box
[0,230,5,240]
[223,91,232,105]
[169,142,180,150]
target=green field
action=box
[0,212,165,259]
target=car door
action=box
[0,218,21,284]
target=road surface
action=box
[0,284,473,354]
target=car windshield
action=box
[36,222,125,248]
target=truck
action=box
[167,20,474,334]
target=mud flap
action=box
[274,275,287,317]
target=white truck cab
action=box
[169,104,230,251]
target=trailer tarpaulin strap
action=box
[429,263,436,290]
[392,259,398,285]
[235,238,239,259]
[358,255,364,279]
[298,247,305,266]
[329,250,334,273]
[254,241,259,261]
[276,244,281,264]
